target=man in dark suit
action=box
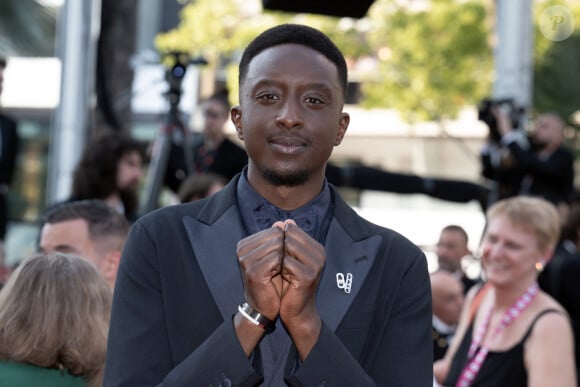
[104,24,432,386]
[0,58,20,241]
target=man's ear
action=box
[102,251,121,284]
[334,112,350,146]
[231,106,243,140]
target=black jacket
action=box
[104,176,433,386]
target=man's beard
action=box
[262,168,308,187]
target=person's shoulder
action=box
[334,193,410,236]
[138,183,237,225]
[555,144,575,159]
[370,221,421,252]
[528,300,572,340]
[136,200,206,228]
[530,292,570,327]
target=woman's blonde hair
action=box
[0,253,112,386]
[487,196,561,252]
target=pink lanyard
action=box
[456,282,539,387]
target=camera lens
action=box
[172,64,186,78]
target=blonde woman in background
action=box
[435,196,576,386]
[0,253,111,386]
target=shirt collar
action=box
[236,167,331,240]
[432,315,457,335]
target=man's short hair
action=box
[0,58,6,68]
[42,199,130,243]
[238,24,348,98]
[441,225,469,244]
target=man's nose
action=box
[275,100,303,129]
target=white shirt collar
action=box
[433,315,457,335]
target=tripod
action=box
[139,58,196,215]
[139,52,208,215]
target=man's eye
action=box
[305,97,324,104]
[257,93,278,101]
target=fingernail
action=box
[272,221,285,229]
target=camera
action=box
[163,52,189,107]
[477,98,524,143]
[162,52,208,107]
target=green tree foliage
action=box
[155,0,266,62]
[532,1,580,124]
[155,0,372,63]
[156,0,580,122]
[155,0,374,103]
[154,0,491,121]
[534,32,580,122]
[363,0,492,122]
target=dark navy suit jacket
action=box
[104,175,433,386]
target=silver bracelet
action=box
[238,302,275,330]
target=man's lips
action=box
[269,136,308,154]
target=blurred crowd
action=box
[0,48,578,386]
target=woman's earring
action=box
[535,261,545,272]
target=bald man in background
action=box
[430,270,464,362]
[435,225,478,293]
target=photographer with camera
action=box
[480,101,574,209]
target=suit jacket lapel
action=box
[180,180,382,335]
[317,217,382,332]
[182,190,245,323]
